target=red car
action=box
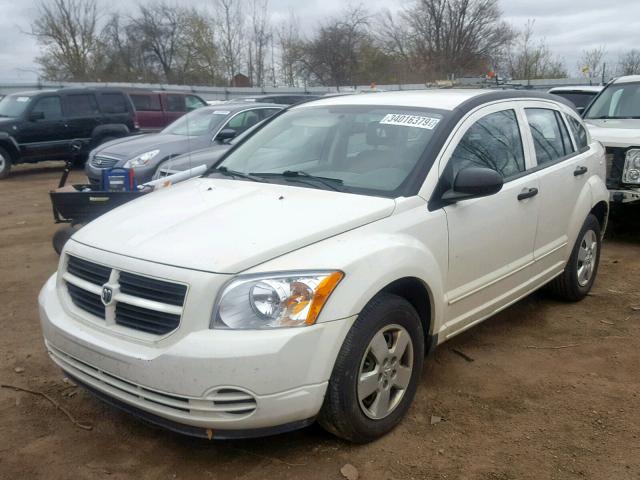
[125,90,208,132]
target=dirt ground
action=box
[1,162,639,480]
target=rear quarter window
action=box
[98,93,128,114]
[130,94,161,111]
[566,116,589,151]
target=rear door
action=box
[163,94,186,125]
[521,102,593,272]
[439,104,540,337]
[19,95,68,161]
[62,92,101,142]
[129,92,164,131]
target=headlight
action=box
[124,149,160,168]
[212,271,344,329]
[622,149,640,184]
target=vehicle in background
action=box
[152,123,260,179]
[230,94,322,105]
[40,90,608,442]
[583,76,640,204]
[126,90,207,132]
[548,86,603,114]
[86,103,283,185]
[0,88,137,179]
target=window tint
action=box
[566,116,589,150]
[98,93,127,114]
[525,108,573,166]
[447,109,525,182]
[130,94,161,111]
[32,96,62,120]
[226,110,261,133]
[185,95,206,111]
[64,94,99,117]
[166,94,185,112]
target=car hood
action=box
[0,117,18,131]
[158,145,230,172]
[96,133,202,159]
[72,177,396,273]
[585,119,640,148]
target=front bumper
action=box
[85,161,156,186]
[609,188,640,204]
[39,273,355,436]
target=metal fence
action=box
[0,78,603,99]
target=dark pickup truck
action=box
[0,87,138,178]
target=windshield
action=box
[215,105,445,195]
[585,82,640,119]
[0,95,32,118]
[162,108,228,136]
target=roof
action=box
[548,85,603,93]
[296,89,492,111]
[202,102,283,112]
[613,75,640,84]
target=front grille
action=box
[115,303,181,335]
[67,282,105,318]
[119,272,187,306]
[91,155,120,169]
[47,345,258,419]
[67,256,111,285]
[64,254,187,336]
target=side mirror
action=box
[215,128,237,142]
[441,167,504,203]
[29,111,45,122]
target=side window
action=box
[185,95,206,111]
[166,94,185,112]
[64,94,99,117]
[98,93,127,114]
[566,116,589,150]
[525,108,573,166]
[258,108,281,120]
[32,96,62,120]
[447,109,525,182]
[226,110,261,133]
[130,94,161,111]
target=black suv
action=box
[0,88,138,178]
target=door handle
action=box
[518,187,539,201]
[574,166,588,176]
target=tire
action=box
[52,225,80,255]
[547,214,602,301]
[0,146,13,179]
[318,293,425,443]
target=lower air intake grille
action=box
[67,282,105,318]
[115,303,180,335]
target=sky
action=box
[0,0,639,82]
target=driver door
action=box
[439,104,540,338]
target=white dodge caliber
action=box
[39,90,609,442]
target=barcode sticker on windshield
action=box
[16,97,30,102]
[213,110,230,115]
[380,114,440,130]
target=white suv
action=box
[39,90,608,442]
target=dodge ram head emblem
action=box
[101,286,113,305]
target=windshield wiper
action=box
[213,166,265,182]
[251,170,344,192]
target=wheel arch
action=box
[0,133,20,163]
[590,200,608,234]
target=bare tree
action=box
[32,0,102,81]
[299,6,369,88]
[247,0,271,87]
[277,11,302,87]
[403,0,515,81]
[578,47,606,83]
[507,20,566,81]
[216,0,245,84]
[618,49,640,76]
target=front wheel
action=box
[0,146,12,179]
[318,293,424,443]
[548,214,602,301]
